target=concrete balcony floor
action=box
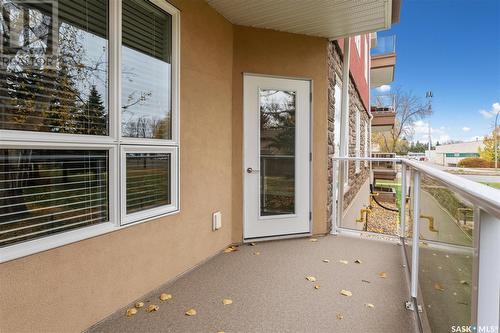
[87,235,417,333]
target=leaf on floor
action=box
[126,308,138,317]
[354,259,362,264]
[314,285,320,290]
[453,292,457,296]
[185,308,197,316]
[160,293,172,301]
[432,253,437,256]
[306,276,317,282]
[434,282,445,292]
[309,238,318,242]
[146,304,159,313]
[222,299,233,305]
[135,302,144,308]
[223,246,238,253]
[339,260,348,264]
[253,251,260,256]
[437,266,442,270]
[378,272,387,278]
[217,331,225,333]
[457,301,468,306]
[364,303,375,308]
[249,242,256,246]
[362,279,371,284]
[445,254,450,258]
[340,289,352,297]
[336,313,344,320]
[459,280,469,285]
[322,259,330,263]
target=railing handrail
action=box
[331,156,500,218]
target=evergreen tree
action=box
[77,85,107,135]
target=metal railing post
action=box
[331,158,339,235]
[400,163,407,240]
[411,170,421,298]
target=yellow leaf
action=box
[146,304,159,313]
[305,276,317,282]
[434,282,445,291]
[249,242,256,246]
[217,331,225,333]
[322,259,330,263]
[185,308,197,316]
[339,260,348,264]
[340,289,352,297]
[314,285,320,290]
[160,293,172,301]
[354,259,362,264]
[223,246,238,253]
[126,308,138,317]
[336,313,344,320]
[309,238,318,242]
[135,302,144,308]
[460,280,469,285]
[379,272,387,278]
[365,303,375,308]
[222,299,233,305]
[253,251,260,256]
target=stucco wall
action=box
[231,26,329,241]
[0,1,234,332]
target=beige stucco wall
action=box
[0,1,234,332]
[231,26,329,241]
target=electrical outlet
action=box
[212,211,222,231]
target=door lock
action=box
[246,167,260,174]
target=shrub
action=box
[457,157,493,168]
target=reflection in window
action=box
[126,153,171,214]
[121,0,172,140]
[0,0,109,135]
[259,90,296,216]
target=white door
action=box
[243,74,311,239]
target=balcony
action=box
[371,94,397,132]
[87,158,500,333]
[371,35,397,88]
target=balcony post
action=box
[410,170,420,298]
[399,163,407,239]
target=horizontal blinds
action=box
[122,0,171,63]
[0,0,108,135]
[126,153,170,214]
[0,149,109,247]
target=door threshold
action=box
[243,232,311,243]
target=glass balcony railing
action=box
[371,35,396,56]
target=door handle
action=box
[246,167,260,174]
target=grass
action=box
[375,180,402,210]
[480,182,500,189]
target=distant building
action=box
[428,140,485,166]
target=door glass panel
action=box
[259,89,295,216]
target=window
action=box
[354,35,361,56]
[0,0,180,255]
[355,108,361,173]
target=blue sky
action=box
[372,0,500,144]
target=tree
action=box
[373,87,432,153]
[76,85,107,135]
[479,129,500,163]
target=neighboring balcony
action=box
[371,35,397,88]
[371,94,397,132]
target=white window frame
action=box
[121,146,179,225]
[355,107,361,173]
[354,35,361,57]
[0,0,181,263]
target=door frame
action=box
[242,73,313,241]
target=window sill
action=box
[0,209,180,264]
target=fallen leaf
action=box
[460,280,469,285]
[354,259,362,264]
[222,299,233,305]
[322,259,330,263]
[339,260,348,264]
[445,254,450,258]
[453,292,457,296]
[249,242,256,246]
[340,289,352,297]
[126,308,138,317]
[362,279,371,284]
[314,285,320,290]
[457,301,468,306]
[306,276,317,282]
[434,282,445,292]
[379,272,387,278]
[146,304,159,313]
[223,246,238,253]
[438,266,442,270]
[336,313,344,320]
[309,238,318,242]
[365,303,375,308]
[135,302,144,308]
[253,251,260,256]
[217,331,225,333]
[432,253,437,256]
[160,293,172,301]
[185,308,197,316]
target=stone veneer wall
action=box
[327,41,370,231]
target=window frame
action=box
[0,0,181,262]
[355,107,361,173]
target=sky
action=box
[372,0,500,144]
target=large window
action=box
[0,0,180,255]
